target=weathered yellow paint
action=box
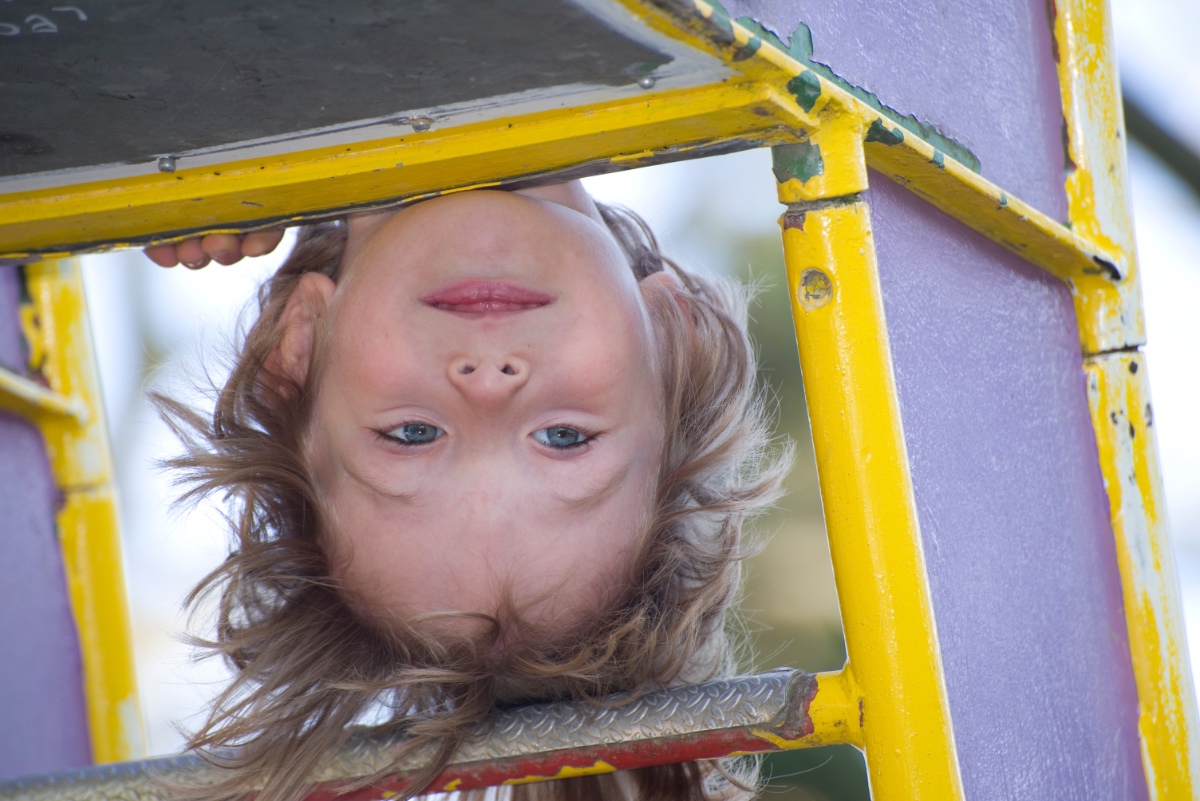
[0,367,88,423]
[1051,1,1199,796]
[1053,0,1143,354]
[437,780,461,793]
[623,0,1132,355]
[1084,352,1199,798]
[779,198,963,799]
[751,667,864,750]
[774,112,870,202]
[503,760,617,785]
[22,259,144,763]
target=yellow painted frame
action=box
[0,0,1192,796]
[0,259,144,764]
[1054,1,1200,795]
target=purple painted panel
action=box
[723,0,1069,221]
[868,174,1145,799]
[0,266,26,372]
[0,410,92,777]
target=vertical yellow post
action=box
[1054,1,1200,796]
[773,120,964,799]
[24,258,144,764]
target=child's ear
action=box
[267,272,337,391]
[640,270,691,317]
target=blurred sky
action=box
[79,0,1200,757]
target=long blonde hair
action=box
[156,202,792,801]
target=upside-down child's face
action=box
[282,184,669,635]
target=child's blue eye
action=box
[385,423,444,445]
[532,426,591,449]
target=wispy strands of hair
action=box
[155,206,790,801]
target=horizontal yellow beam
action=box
[0,367,88,423]
[631,0,1136,354]
[0,80,812,258]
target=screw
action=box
[798,269,833,310]
[638,75,656,90]
[410,116,433,132]
[156,156,177,173]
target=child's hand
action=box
[144,229,286,269]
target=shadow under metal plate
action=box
[1,0,668,178]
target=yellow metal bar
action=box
[0,80,812,258]
[627,0,1134,355]
[0,367,88,423]
[1051,1,1200,796]
[1084,351,1199,798]
[779,196,963,798]
[23,258,144,763]
[1053,0,1143,354]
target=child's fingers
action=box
[202,234,243,265]
[241,228,285,257]
[144,227,285,269]
[143,243,181,267]
[176,239,211,270]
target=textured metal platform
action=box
[0,669,818,800]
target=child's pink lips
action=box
[420,280,555,313]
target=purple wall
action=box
[0,266,26,371]
[869,175,1145,800]
[724,0,1069,221]
[0,277,92,777]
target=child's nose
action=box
[447,356,530,403]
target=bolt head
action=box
[638,75,656,90]
[411,116,433,132]
[156,156,177,173]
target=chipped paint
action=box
[1053,0,1197,792]
[503,761,617,785]
[725,10,981,171]
[19,258,144,762]
[1050,0,1144,353]
[785,70,822,112]
[772,141,824,184]
[730,33,760,61]
[1084,350,1199,799]
[864,118,904,146]
[931,150,945,169]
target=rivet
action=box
[156,156,177,173]
[798,268,833,310]
[410,116,433,132]
[638,75,656,90]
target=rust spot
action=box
[1129,423,1136,439]
[858,699,864,728]
[1129,360,1139,374]
[782,211,806,231]
[771,670,817,740]
[752,106,771,117]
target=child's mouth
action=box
[420,280,555,314]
